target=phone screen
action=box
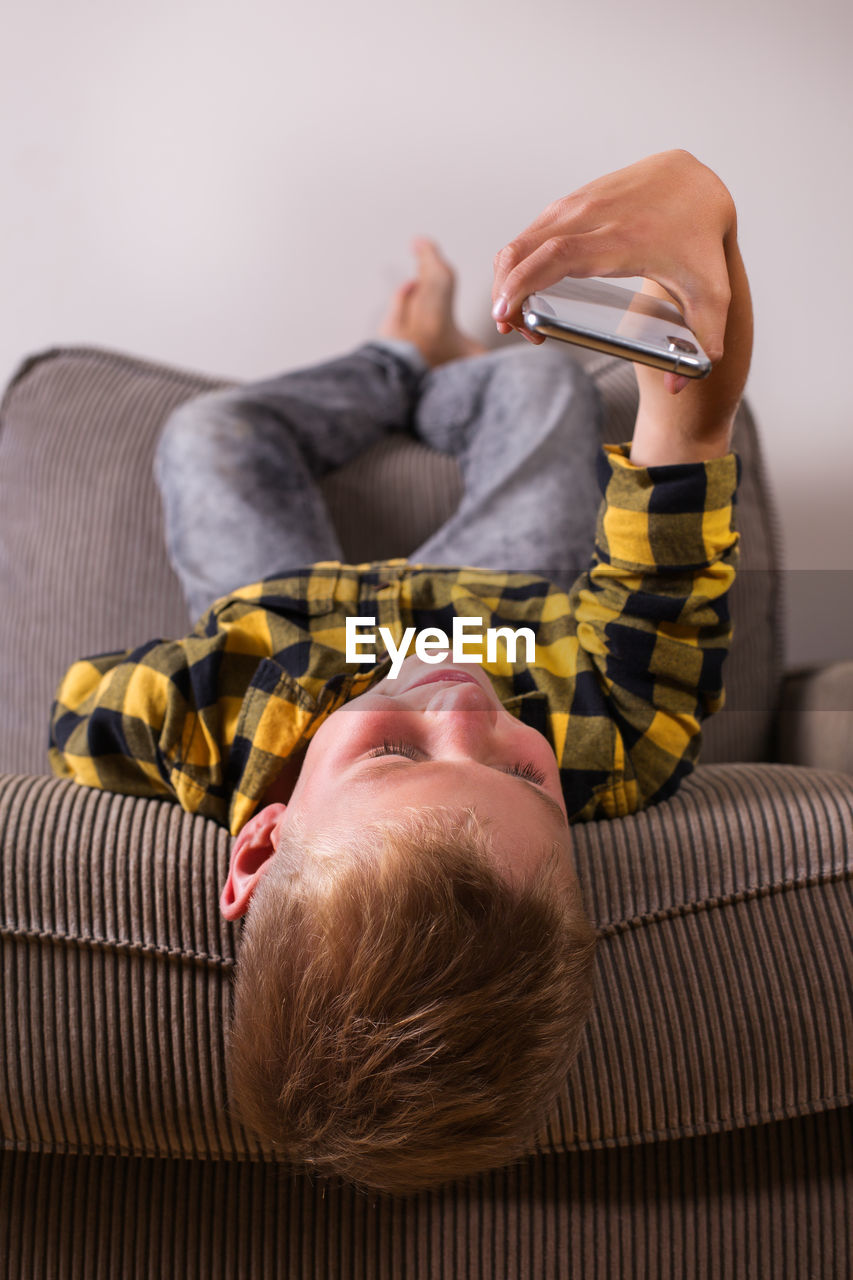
[530,277,685,332]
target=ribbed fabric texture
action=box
[322,433,463,563]
[2,766,850,1164]
[2,1112,851,1279]
[0,349,224,778]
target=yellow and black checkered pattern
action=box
[49,443,741,835]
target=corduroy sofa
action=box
[1,342,851,1279]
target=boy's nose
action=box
[422,680,499,718]
[423,685,499,752]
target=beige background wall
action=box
[3,0,851,669]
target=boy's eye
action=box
[508,759,547,786]
[367,740,547,786]
[368,739,421,762]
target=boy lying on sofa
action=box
[49,149,751,1195]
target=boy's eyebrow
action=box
[515,777,569,827]
[356,757,568,828]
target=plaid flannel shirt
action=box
[49,443,741,836]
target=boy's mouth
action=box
[406,670,481,691]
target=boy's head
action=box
[221,655,599,1193]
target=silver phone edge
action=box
[523,312,712,379]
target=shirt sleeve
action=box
[47,601,304,827]
[561,441,741,821]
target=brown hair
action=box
[226,807,598,1195]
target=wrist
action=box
[629,419,734,467]
[633,232,751,466]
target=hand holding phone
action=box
[492,150,736,374]
[492,151,753,464]
[521,276,711,378]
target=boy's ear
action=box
[220,803,288,921]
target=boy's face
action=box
[221,654,575,919]
[288,654,569,877]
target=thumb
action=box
[673,254,731,368]
[679,294,728,367]
[642,270,729,368]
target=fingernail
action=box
[491,295,508,320]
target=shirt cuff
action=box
[595,442,741,571]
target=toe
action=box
[412,237,454,284]
[378,280,416,338]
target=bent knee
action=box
[155,389,252,470]
[491,343,600,425]
[493,340,595,387]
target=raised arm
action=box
[491,151,750,816]
[490,149,753,464]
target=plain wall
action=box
[3,0,851,669]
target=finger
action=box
[491,192,597,302]
[493,319,546,344]
[663,372,692,395]
[492,230,617,328]
[492,225,554,305]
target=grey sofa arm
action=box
[775,661,853,774]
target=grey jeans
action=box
[154,339,603,622]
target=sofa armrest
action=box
[774,661,853,774]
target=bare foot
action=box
[379,238,487,368]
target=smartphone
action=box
[522,277,711,378]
